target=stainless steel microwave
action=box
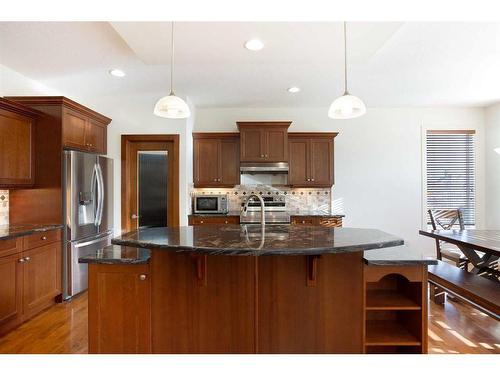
[193,194,229,214]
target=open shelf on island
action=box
[366,290,421,310]
[365,320,421,346]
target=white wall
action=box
[195,107,486,256]
[485,103,500,229]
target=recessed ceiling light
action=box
[244,39,264,51]
[287,87,301,93]
[109,69,125,77]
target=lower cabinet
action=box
[291,216,343,227]
[22,243,61,320]
[188,215,240,226]
[0,254,23,334]
[88,264,151,354]
[0,230,62,336]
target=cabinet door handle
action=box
[41,236,47,240]
[139,274,147,281]
[302,220,306,224]
[18,258,25,263]
[260,154,264,158]
[224,220,228,224]
[24,257,31,262]
[307,178,310,182]
[200,220,204,224]
[311,178,315,182]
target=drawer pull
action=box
[200,220,204,224]
[41,236,47,240]
[224,220,228,224]
[139,274,147,281]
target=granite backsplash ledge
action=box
[190,186,341,213]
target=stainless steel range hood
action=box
[240,162,289,174]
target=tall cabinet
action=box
[6,96,111,225]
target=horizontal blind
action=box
[426,131,475,227]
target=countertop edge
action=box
[0,224,64,241]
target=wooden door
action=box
[310,138,333,186]
[219,138,240,185]
[194,138,219,185]
[62,109,87,150]
[258,253,364,353]
[264,128,288,162]
[88,264,151,353]
[0,254,23,333]
[122,135,180,231]
[0,108,35,186]
[22,242,61,319]
[85,119,106,154]
[240,128,264,162]
[288,138,309,186]
[151,250,255,353]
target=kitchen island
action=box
[82,225,434,354]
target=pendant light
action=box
[154,22,191,119]
[328,22,366,119]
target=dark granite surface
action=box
[0,224,64,240]
[79,245,151,265]
[190,210,345,218]
[363,245,438,266]
[111,225,404,256]
[288,209,345,218]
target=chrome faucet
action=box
[242,194,266,226]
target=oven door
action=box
[194,196,220,213]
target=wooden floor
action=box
[0,292,498,354]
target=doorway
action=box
[121,135,180,231]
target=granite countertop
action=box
[0,224,64,240]
[363,245,438,266]
[288,210,345,218]
[190,210,345,218]
[190,211,242,217]
[111,225,404,256]
[79,245,151,265]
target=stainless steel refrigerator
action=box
[63,150,113,299]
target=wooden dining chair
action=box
[428,209,469,269]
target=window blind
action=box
[426,130,475,227]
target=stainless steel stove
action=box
[240,195,290,224]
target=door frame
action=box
[121,135,180,231]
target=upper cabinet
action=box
[0,98,39,188]
[193,133,240,187]
[7,96,111,155]
[237,122,290,162]
[288,133,338,187]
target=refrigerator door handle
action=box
[91,164,98,226]
[96,163,105,226]
[74,233,112,248]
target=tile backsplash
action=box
[190,185,333,213]
[0,190,9,226]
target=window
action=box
[426,130,475,227]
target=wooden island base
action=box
[88,250,428,354]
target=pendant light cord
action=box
[170,21,175,95]
[343,21,348,95]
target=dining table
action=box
[419,229,500,280]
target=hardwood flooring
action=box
[0,292,498,354]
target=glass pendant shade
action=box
[328,93,366,119]
[154,92,191,119]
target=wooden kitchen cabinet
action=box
[188,215,240,225]
[288,133,337,187]
[88,264,151,354]
[0,229,62,336]
[193,133,240,187]
[0,253,23,335]
[0,98,39,188]
[237,122,290,162]
[22,242,61,320]
[62,108,108,154]
[291,216,343,227]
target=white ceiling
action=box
[1,21,500,108]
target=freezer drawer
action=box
[64,231,112,299]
